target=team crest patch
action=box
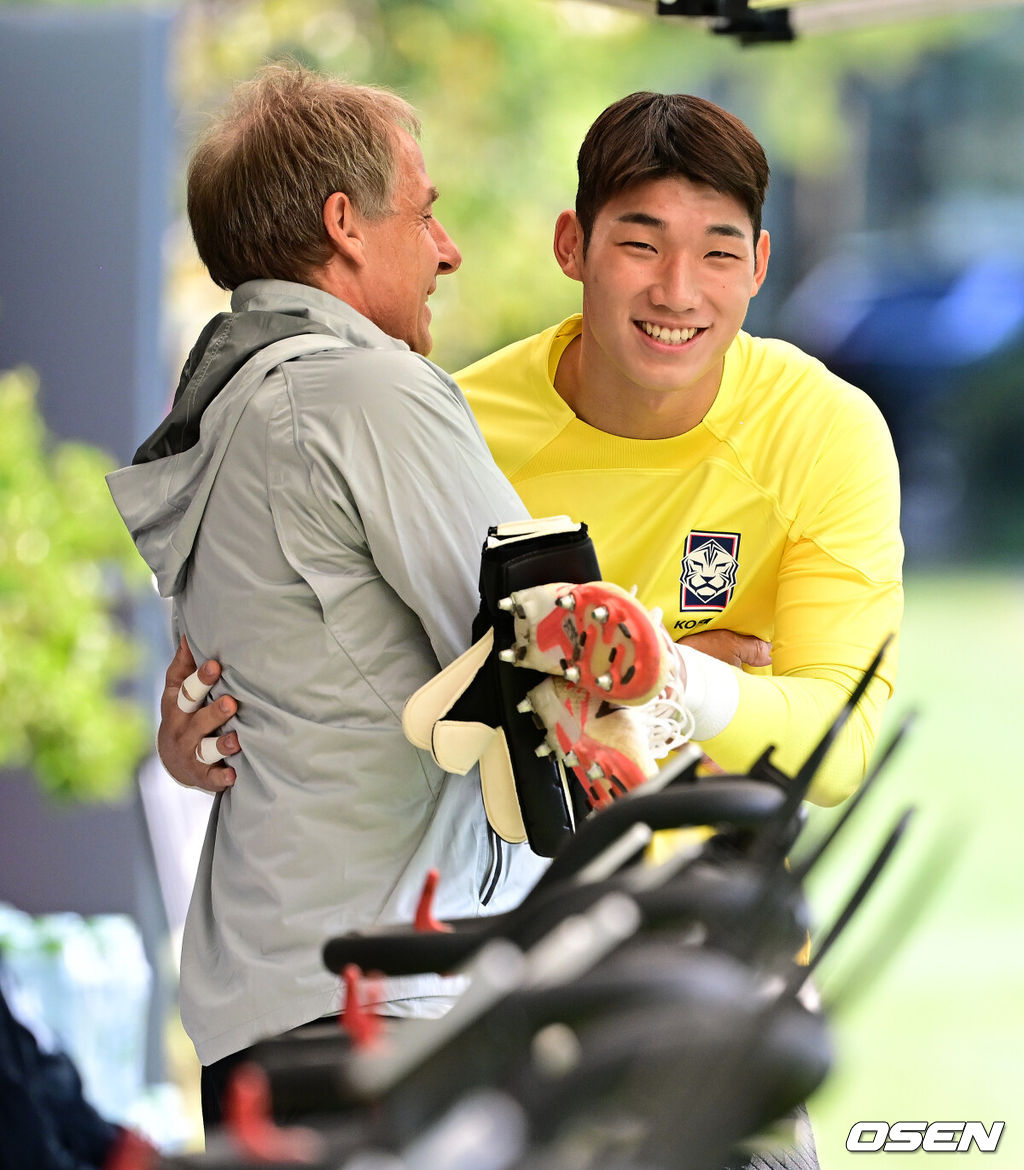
[679,531,740,610]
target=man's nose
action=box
[651,256,700,310]
[433,218,462,275]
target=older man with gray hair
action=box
[108,64,550,1128]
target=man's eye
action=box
[707,250,739,260]
[622,240,656,252]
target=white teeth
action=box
[641,322,698,345]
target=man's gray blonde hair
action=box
[187,63,420,290]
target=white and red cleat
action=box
[521,676,658,808]
[498,581,673,706]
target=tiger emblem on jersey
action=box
[679,531,740,610]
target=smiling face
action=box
[356,129,461,355]
[554,174,770,437]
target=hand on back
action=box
[159,637,240,793]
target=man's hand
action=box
[159,636,240,793]
[681,629,772,669]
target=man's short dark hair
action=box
[575,92,770,253]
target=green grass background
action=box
[803,570,1024,1167]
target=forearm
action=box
[681,649,892,806]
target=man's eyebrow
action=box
[615,212,666,230]
[426,185,440,205]
[706,223,748,241]
[613,213,748,242]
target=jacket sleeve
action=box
[698,394,904,806]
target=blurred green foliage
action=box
[170,0,998,371]
[0,369,150,801]
[1,0,1013,804]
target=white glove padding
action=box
[402,630,529,844]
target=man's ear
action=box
[553,210,585,283]
[323,192,365,267]
[749,229,770,297]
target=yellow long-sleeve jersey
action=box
[458,315,904,806]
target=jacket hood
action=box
[132,309,335,466]
[107,281,401,596]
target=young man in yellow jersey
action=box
[160,91,902,811]
[445,93,900,1170]
[457,91,902,808]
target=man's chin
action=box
[410,319,434,356]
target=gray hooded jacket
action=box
[107,280,547,1065]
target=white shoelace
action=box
[643,687,697,759]
[638,602,698,758]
